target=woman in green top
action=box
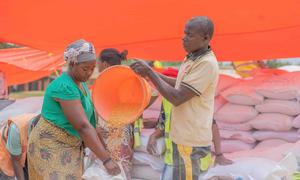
[27,39,120,180]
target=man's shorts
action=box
[173,142,211,180]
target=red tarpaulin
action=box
[0,0,300,61]
[0,47,64,85]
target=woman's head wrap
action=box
[64,39,96,63]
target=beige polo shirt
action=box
[170,51,219,147]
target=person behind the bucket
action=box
[27,39,120,180]
[96,48,159,180]
[131,16,219,180]
[96,48,134,180]
[0,114,40,180]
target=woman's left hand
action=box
[104,160,121,176]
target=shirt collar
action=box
[186,46,212,61]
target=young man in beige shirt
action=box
[131,16,219,180]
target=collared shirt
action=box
[170,50,219,147]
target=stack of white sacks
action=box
[132,97,165,180]
[132,129,165,180]
[214,72,300,153]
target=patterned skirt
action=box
[27,117,83,180]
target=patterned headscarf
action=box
[64,39,96,63]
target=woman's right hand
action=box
[104,160,121,176]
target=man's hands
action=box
[130,60,153,77]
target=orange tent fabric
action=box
[0,47,64,85]
[0,0,300,61]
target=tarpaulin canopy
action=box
[0,47,64,85]
[0,0,300,61]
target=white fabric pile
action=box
[0,96,43,128]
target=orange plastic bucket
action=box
[92,65,151,127]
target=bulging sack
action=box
[214,103,258,124]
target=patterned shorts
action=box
[172,143,211,180]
